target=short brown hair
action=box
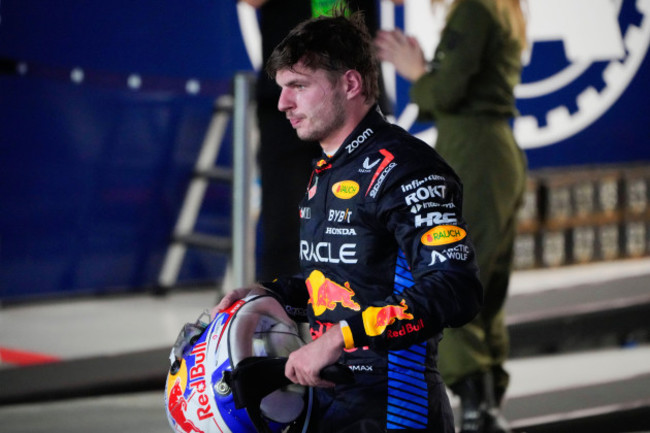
[265,11,380,104]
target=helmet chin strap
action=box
[224,357,355,433]
[224,357,291,433]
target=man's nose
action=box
[277,89,293,112]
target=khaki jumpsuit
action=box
[409,0,528,396]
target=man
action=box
[240,0,386,280]
[216,10,482,432]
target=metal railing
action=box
[157,72,258,293]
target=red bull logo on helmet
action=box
[167,360,204,433]
[165,306,241,433]
[306,270,360,316]
[166,340,213,432]
[167,376,205,433]
[362,299,414,337]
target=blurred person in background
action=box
[375,1,528,432]
[240,0,385,281]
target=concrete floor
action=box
[1,257,650,433]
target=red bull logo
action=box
[362,299,414,337]
[306,270,360,316]
[165,340,214,432]
[332,180,359,199]
[167,377,205,433]
[166,358,206,433]
[421,225,466,246]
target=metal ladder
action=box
[157,73,258,294]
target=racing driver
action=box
[215,9,483,433]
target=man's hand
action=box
[285,323,345,388]
[211,284,267,319]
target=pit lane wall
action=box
[0,0,649,301]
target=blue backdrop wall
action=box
[1,0,649,301]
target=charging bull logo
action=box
[166,377,205,433]
[362,299,414,337]
[165,338,216,433]
[306,270,360,316]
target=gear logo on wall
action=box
[514,0,650,149]
[398,0,650,150]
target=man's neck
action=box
[320,103,373,156]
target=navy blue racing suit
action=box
[268,106,482,432]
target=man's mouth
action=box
[288,116,302,128]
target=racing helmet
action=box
[164,293,312,433]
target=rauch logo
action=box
[421,225,467,246]
[332,181,360,199]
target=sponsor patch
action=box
[306,270,360,316]
[299,207,311,219]
[404,184,447,205]
[325,227,357,236]
[300,240,358,263]
[414,211,457,227]
[443,244,470,261]
[421,225,466,246]
[400,174,446,192]
[362,157,380,170]
[349,365,374,372]
[328,208,353,223]
[308,176,318,200]
[368,162,397,198]
[362,299,414,337]
[387,318,424,339]
[284,305,308,317]
[428,244,470,265]
[365,149,395,198]
[332,180,360,199]
[409,201,455,214]
[428,250,447,265]
[345,128,374,154]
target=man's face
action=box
[276,62,347,144]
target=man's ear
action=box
[342,69,364,100]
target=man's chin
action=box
[296,131,317,142]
